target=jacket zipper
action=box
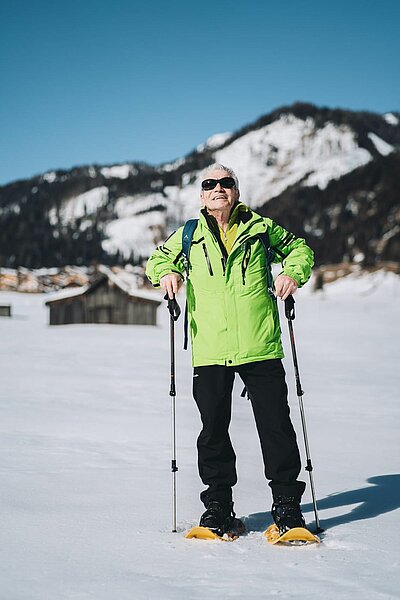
[203,224,227,276]
[202,243,214,276]
[203,213,265,277]
[241,241,251,284]
[221,257,226,275]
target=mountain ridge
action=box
[1,102,399,269]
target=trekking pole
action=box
[165,294,181,533]
[284,295,323,533]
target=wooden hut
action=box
[45,267,161,326]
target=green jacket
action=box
[146,203,314,367]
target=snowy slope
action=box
[157,115,375,222]
[214,115,372,204]
[48,186,109,225]
[0,273,399,599]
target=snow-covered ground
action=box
[1,272,399,599]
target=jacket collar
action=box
[200,202,253,230]
[199,202,268,255]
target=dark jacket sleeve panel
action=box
[145,227,185,287]
[268,220,314,287]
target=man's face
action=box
[200,169,240,213]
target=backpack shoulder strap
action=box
[182,219,199,275]
[257,230,277,265]
[257,229,286,261]
[181,219,198,350]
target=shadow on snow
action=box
[243,474,400,533]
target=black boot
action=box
[199,501,235,534]
[271,495,305,534]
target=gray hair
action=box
[201,163,239,189]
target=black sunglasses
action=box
[201,177,236,191]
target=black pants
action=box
[193,359,305,507]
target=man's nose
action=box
[214,182,223,190]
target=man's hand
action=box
[274,274,298,301]
[160,273,183,299]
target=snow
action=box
[163,180,203,223]
[101,192,170,259]
[42,171,57,183]
[114,193,168,219]
[0,202,20,216]
[383,113,399,126]
[197,132,232,152]
[160,157,186,172]
[43,268,161,304]
[367,132,394,156]
[96,266,162,302]
[102,210,166,259]
[48,186,109,225]
[1,271,399,599]
[353,251,365,263]
[45,285,89,302]
[100,165,137,179]
[213,115,372,206]
[150,113,381,229]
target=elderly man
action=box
[146,164,314,537]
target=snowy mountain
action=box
[1,102,399,268]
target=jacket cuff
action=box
[280,270,302,288]
[157,269,184,284]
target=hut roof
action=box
[45,285,89,305]
[45,266,162,306]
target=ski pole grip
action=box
[284,295,295,320]
[164,294,181,321]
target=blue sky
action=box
[1,0,399,185]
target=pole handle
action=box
[164,294,181,321]
[284,294,295,320]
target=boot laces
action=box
[200,501,235,532]
[272,496,305,533]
